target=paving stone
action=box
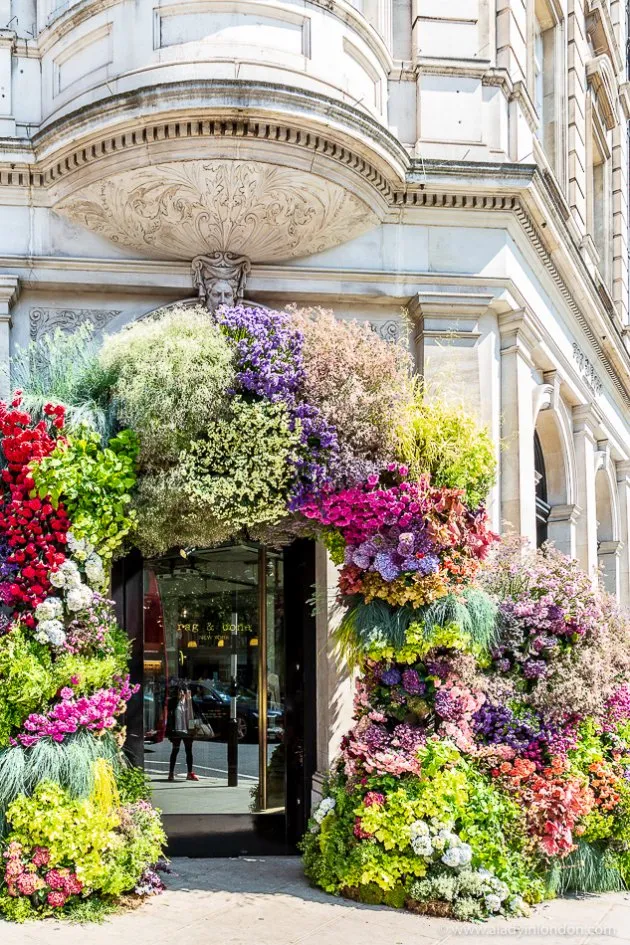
[1,858,629,945]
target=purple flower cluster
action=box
[345,525,439,583]
[601,685,630,732]
[213,304,339,504]
[0,535,19,609]
[472,702,577,767]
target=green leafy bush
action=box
[396,394,496,507]
[32,427,138,563]
[100,306,234,468]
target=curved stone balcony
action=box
[31,0,406,263]
[38,0,391,128]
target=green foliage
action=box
[6,780,121,890]
[0,732,122,820]
[4,779,165,897]
[8,324,118,439]
[181,398,301,532]
[396,393,496,507]
[335,590,497,666]
[0,625,128,749]
[0,627,55,743]
[100,305,234,468]
[116,764,152,804]
[32,427,138,562]
[548,841,625,894]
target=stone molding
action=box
[0,274,20,319]
[29,306,121,340]
[586,56,619,131]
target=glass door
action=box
[142,545,285,820]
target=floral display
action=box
[0,394,163,921]
[8,303,629,925]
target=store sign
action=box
[572,343,603,397]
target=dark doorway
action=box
[534,431,551,548]
[113,539,316,856]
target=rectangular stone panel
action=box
[157,2,307,56]
[53,24,113,95]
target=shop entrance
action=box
[113,540,316,856]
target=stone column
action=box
[0,29,15,138]
[598,539,622,597]
[312,542,355,805]
[572,405,599,577]
[616,460,630,605]
[498,311,538,543]
[0,275,19,399]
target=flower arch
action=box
[0,304,629,922]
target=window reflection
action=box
[142,545,285,815]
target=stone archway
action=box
[595,448,622,595]
[533,386,579,557]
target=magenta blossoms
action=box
[11,676,138,747]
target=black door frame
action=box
[112,539,316,857]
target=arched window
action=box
[534,431,551,547]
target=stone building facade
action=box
[0,0,629,827]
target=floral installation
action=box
[0,394,163,921]
[7,304,630,924]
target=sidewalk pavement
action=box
[1,856,629,945]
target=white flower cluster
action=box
[34,546,102,648]
[67,532,106,588]
[409,819,473,869]
[472,869,515,914]
[310,796,336,833]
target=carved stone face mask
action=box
[206,279,237,312]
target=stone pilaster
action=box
[572,404,600,577]
[498,310,538,544]
[0,274,19,399]
[312,543,354,805]
[615,460,630,605]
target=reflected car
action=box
[190,681,284,743]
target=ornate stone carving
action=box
[572,342,603,397]
[192,252,251,312]
[55,160,378,263]
[370,319,404,344]
[30,308,121,341]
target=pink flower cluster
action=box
[300,470,430,545]
[341,714,425,779]
[3,842,82,909]
[601,685,630,732]
[12,675,138,747]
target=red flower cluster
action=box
[0,395,68,625]
[493,757,594,858]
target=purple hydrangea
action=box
[401,669,425,696]
[380,667,402,686]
